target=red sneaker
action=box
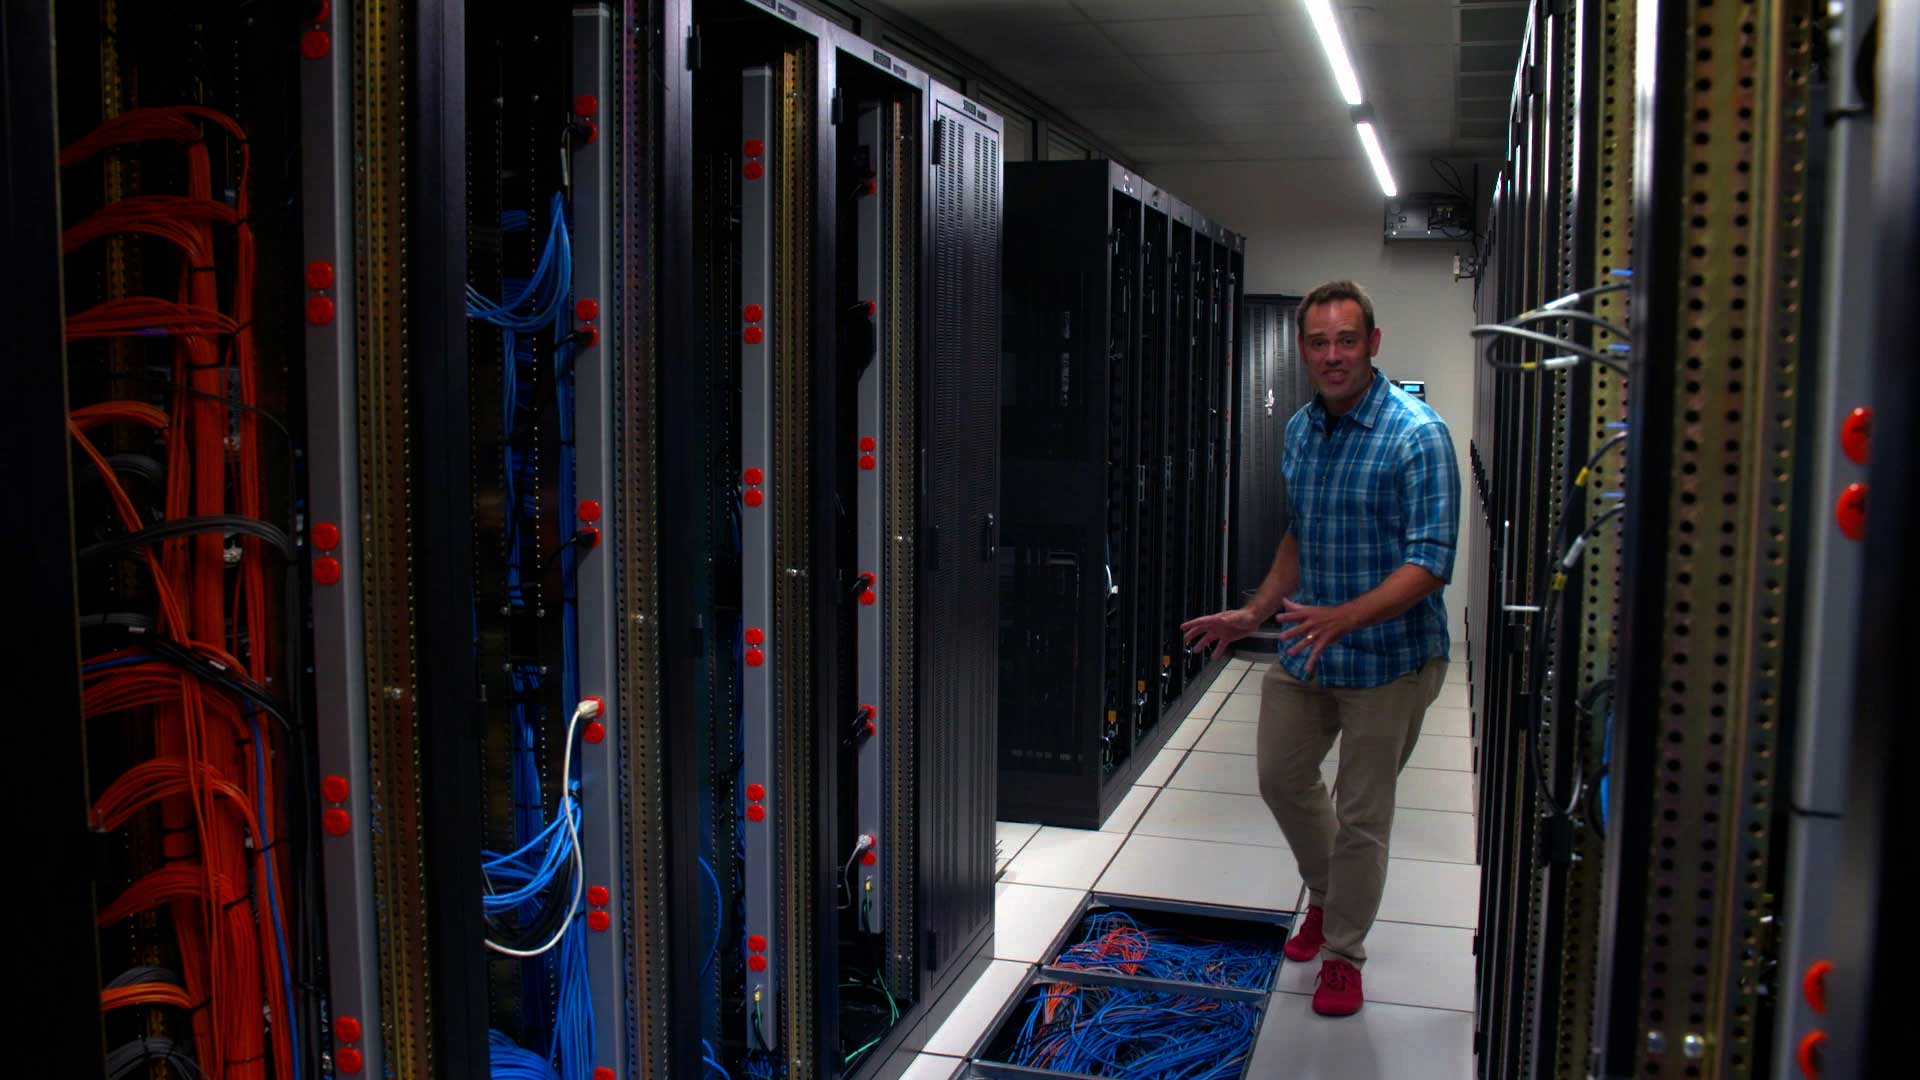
[1313,958,1364,1017]
[1284,905,1325,962]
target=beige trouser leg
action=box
[1257,658,1448,966]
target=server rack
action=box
[1231,294,1307,614]
[998,163,1235,829]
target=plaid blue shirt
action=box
[1279,370,1460,688]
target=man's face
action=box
[1299,298,1381,410]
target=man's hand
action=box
[1181,608,1261,658]
[1274,599,1360,676]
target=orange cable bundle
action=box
[64,104,293,1080]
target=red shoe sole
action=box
[1312,995,1363,1017]
[1284,939,1322,962]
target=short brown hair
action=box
[1298,280,1376,337]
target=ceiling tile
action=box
[1458,41,1516,73]
[1457,72,1510,99]
[1133,50,1303,83]
[1162,79,1338,108]
[956,21,1131,60]
[887,0,1086,27]
[1458,3,1529,43]
[1066,105,1212,145]
[1123,142,1239,163]
[1339,2,1454,47]
[1074,0,1269,19]
[1023,79,1168,107]
[1099,15,1289,55]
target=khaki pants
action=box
[1256,657,1448,966]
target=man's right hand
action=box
[1180,608,1261,658]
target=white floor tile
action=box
[1393,767,1475,814]
[1101,785,1159,834]
[1446,664,1468,685]
[1248,993,1474,1080]
[1134,744,1184,787]
[1163,708,1215,751]
[1424,705,1472,738]
[1435,681,1470,711]
[1376,858,1480,928]
[1225,658,1252,673]
[1195,718,1258,756]
[1215,691,1263,725]
[1389,808,1477,864]
[1274,920,1475,1012]
[1170,749,1261,796]
[1190,691,1229,720]
[1450,640,1467,661]
[1407,734,1472,772]
[897,1054,964,1080]
[993,882,1087,964]
[922,959,1032,1057]
[999,827,1125,891]
[1135,787,1287,848]
[995,821,1040,873]
[1099,833,1302,910]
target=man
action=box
[1182,280,1460,1017]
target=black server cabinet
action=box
[1232,295,1306,608]
[999,162,1226,829]
[914,76,1004,1016]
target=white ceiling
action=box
[883,0,1524,164]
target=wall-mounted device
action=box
[1383,192,1474,242]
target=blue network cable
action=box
[470,192,593,1080]
[1051,911,1282,992]
[1004,982,1259,1079]
[250,710,302,1080]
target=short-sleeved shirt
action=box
[1279,370,1460,689]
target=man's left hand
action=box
[1274,599,1359,676]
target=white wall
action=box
[1145,155,1484,643]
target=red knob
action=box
[578,120,599,145]
[745,647,765,667]
[860,589,877,606]
[861,851,878,866]
[593,1069,615,1080]
[743,467,764,485]
[1835,483,1867,541]
[746,803,767,822]
[578,324,600,348]
[583,721,606,744]
[1803,960,1832,1015]
[321,775,349,803]
[863,721,877,737]
[306,295,336,326]
[743,325,764,345]
[300,29,330,60]
[576,298,600,322]
[1841,407,1872,465]
[858,454,876,471]
[743,303,764,323]
[858,704,876,719]
[861,178,876,196]
[335,1016,361,1043]
[744,627,765,646]
[748,954,768,972]
[587,910,611,932]
[859,436,876,452]
[1797,1030,1827,1080]
[580,526,601,548]
[744,160,765,180]
[744,139,765,157]
[574,95,599,118]
[314,556,342,586]
[587,885,610,907]
[313,522,341,551]
[578,499,602,522]
[306,261,335,290]
[746,783,765,801]
[322,808,351,837]
[863,300,876,318]
[336,1047,364,1075]
[748,934,767,952]
[743,489,764,508]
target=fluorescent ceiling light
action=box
[1304,0,1364,106]
[1355,121,1397,197]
